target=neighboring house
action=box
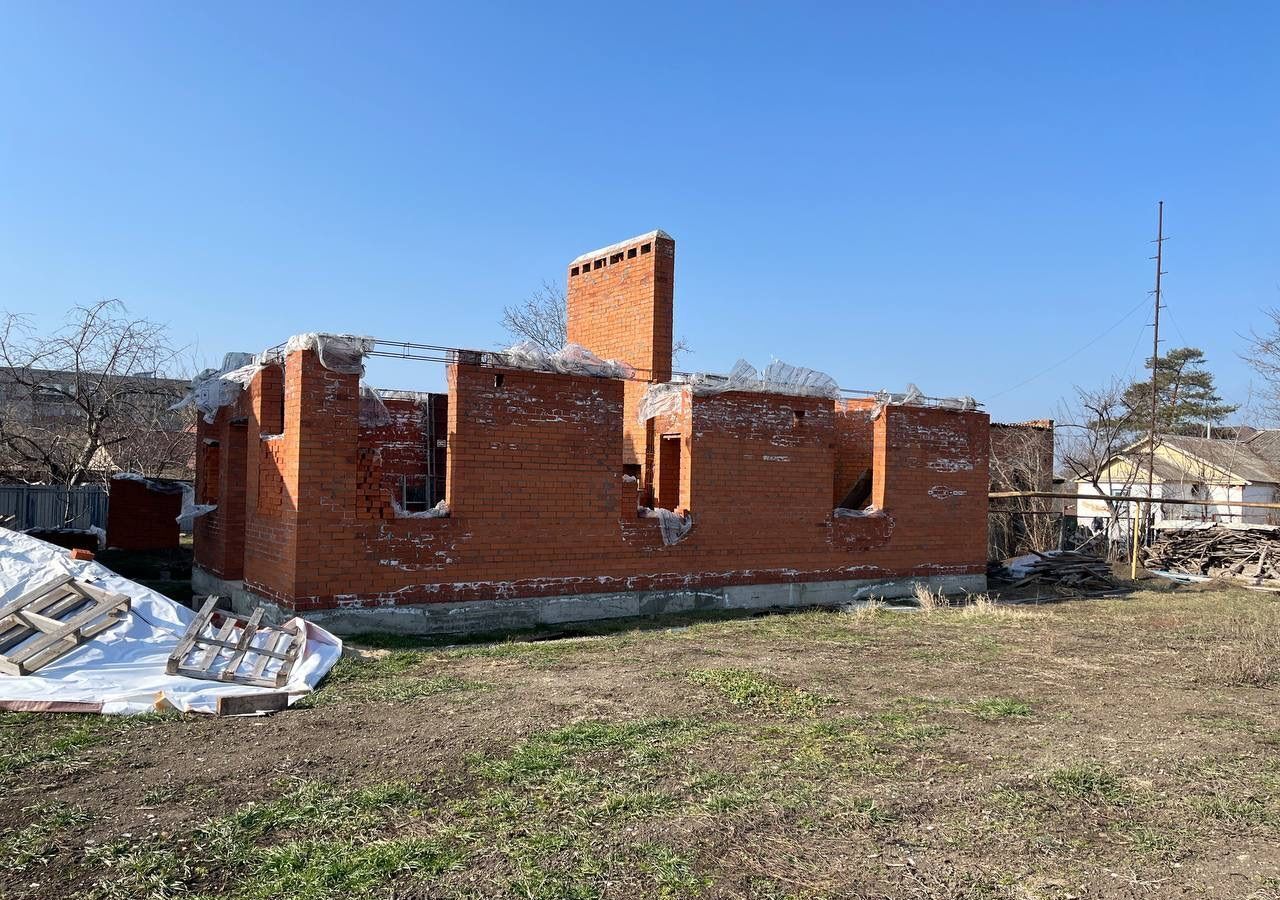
[1076,432,1280,528]
[0,366,194,483]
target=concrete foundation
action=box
[191,566,986,636]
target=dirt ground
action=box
[3,583,1280,900]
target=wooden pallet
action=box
[167,597,303,688]
[0,574,131,676]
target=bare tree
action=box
[502,281,691,366]
[1056,378,1141,548]
[0,300,192,486]
[1243,307,1280,423]
[988,423,1059,557]
[501,281,568,352]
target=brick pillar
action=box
[288,348,361,600]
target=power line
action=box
[983,293,1151,401]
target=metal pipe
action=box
[988,490,1280,512]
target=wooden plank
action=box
[250,629,283,679]
[167,605,302,688]
[15,608,127,674]
[72,581,131,607]
[0,585,88,650]
[5,594,129,667]
[0,577,131,675]
[269,624,303,687]
[219,608,264,683]
[215,692,289,716]
[195,616,238,674]
[184,637,292,660]
[166,597,219,676]
[0,574,75,621]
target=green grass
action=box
[1115,823,1184,860]
[300,652,487,706]
[971,697,1033,721]
[1195,793,1279,827]
[14,586,1280,899]
[85,778,452,900]
[0,803,94,870]
[475,718,705,785]
[239,836,462,900]
[0,711,175,778]
[686,668,832,717]
[443,638,613,668]
[1046,762,1128,804]
[639,844,710,899]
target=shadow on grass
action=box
[342,605,812,651]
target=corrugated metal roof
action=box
[1157,435,1280,484]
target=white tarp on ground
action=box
[0,530,342,716]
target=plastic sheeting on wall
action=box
[485,341,635,380]
[359,383,392,428]
[173,360,265,424]
[391,499,449,519]
[640,506,693,545]
[638,358,841,423]
[283,333,376,375]
[176,483,215,530]
[636,383,689,424]
[833,506,883,518]
[173,334,378,425]
[866,384,978,419]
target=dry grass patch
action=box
[912,582,951,613]
[1201,621,1280,687]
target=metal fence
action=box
[0,484,108,531]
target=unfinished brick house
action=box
[190,230,990,633]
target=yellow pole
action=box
[1129,500,1141,580]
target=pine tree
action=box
[1121,347,1237,435]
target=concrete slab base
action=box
[191,567,986,636]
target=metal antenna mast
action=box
[1146,200,1165,542]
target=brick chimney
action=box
[566,230,675,382]
[565,230,676,495]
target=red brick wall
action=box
[192,397,249,580]
[875,406,990,566]
[212,347,990,613]
[106,478,183,551]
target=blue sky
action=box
[1,2,1277,423]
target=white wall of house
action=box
[1243,483,1280,525]
[1157,482,1244,523]
[1078,479,1279,528]
[1075,479,1141,536]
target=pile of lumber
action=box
[991,550,1119,591]
[1142,524,1280,583]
